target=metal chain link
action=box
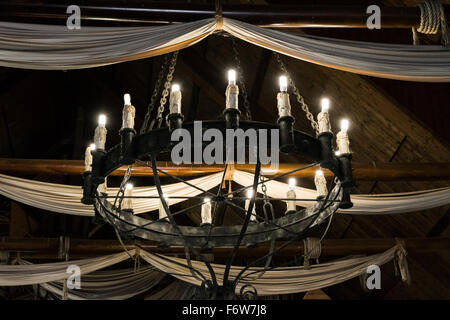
[156,51,179,128]
[140,54,170,134]
[231,37,251,121]
[274,52,320,135]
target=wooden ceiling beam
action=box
[0,158,449,181]
[1,237,448,259]
[1,2,442,28]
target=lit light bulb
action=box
[321,98,330,113]
[201,197,212,225]
[122,182,134,211]
[98,114,106,127]
[124,93,131,106]
[314,170,328,197]
[288,178,296,189]
[228,69,236,85]
[171,84,180,92]
[89,143,96,151]
[279,76,288,92]
[340,119,349,133]
[335,151,341,156]
[286,178,297,214]
[246,189,253,199]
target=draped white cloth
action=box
[0,172,224,216]
[0,171,449,215]
[40,267,165,300]
[140,246,401,295]
[232,170,450,214]
[1,18,450,81]
[0,250,134,286]
[0,246,403,297]
[221,18,450,82]
[0,19,217,70]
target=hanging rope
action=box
[394,240,411,285]
[303,237,322,269]
[412,0,449,45]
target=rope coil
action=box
[413,0,449,45]
[303,237,321,269]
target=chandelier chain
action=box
[141,54,169,134]
[156,51,179,128]
[231,38,251,120]
[274,53,319,135]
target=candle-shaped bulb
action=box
[288,178,296,189]
[228,69,236,85]
[122,183,133,211]
[172,84,180,92]
[226,70,239,109]
[98,114,106,127]
[321,98,330,113]
[122,94,136,129]
[89,143,96,151]
[286,181,297,214]
[84,144,93,172]
[279,76,288,92]
[317,98,331,133]
[277,77,291,117]
[314,170,328,197]
[169,83,182,114]
[124,93,131,106]
[244,189,257,221]
[201,197,212,225]
[337,119,350,154]
[94,115,107,150]
[341,119,349,133]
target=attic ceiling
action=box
[0,0,449,300]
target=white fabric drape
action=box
[0,250,134,286]
[0,171,448,215]
[232,170,450,214]
[0,247,403,296]
[40,267,165,300]
[1,18,450,81]
[140,246,401,295]
[0,19,217,69]
[221,18,450,82]
[0,172,224,216]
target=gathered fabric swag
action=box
[0,172,449,216]
[1,18,450,81]
[0,245,407,298]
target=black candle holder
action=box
[278,115,295,153]
[91,149,106,186]
[81,171,94,205]
[223,108,240,129]
[119,127,136,165]
[167,112,184,132]
[318,131,338,171]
